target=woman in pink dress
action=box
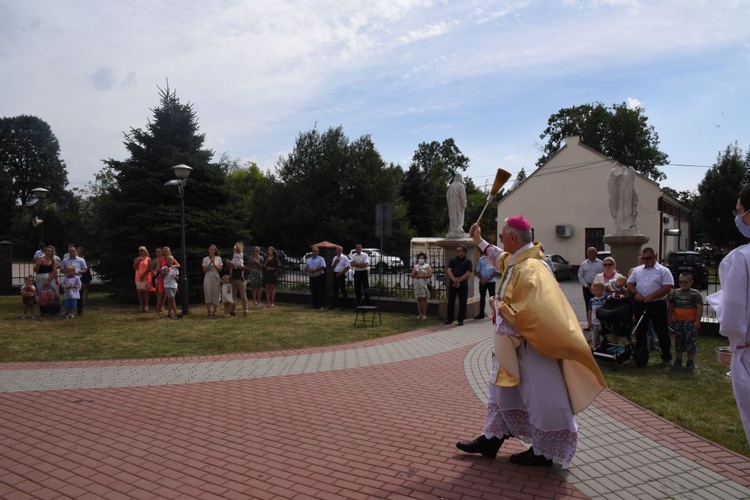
[133,246,154,312]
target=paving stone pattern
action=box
[2,317,749,499]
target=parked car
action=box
[299,252,313,272]
[666,251,708,289]
[596,250,611,261]
[348,248,404,273]
[276,250,300,271]
[546,254,573,281]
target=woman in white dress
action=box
[201,244,223,316]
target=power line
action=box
[468,161,714,182]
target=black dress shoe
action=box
[474,314,485,320]
[444,320,453,325]
[457,321,464,326]
[509,448,552,467]
[455,435,505,458]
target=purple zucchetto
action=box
[505,215,531,231]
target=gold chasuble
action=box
[493,242,606,415]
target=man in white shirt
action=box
[304,246,327,309]
[350,244,370,305]
[330,246,351,310]
[33,242,45,262]
[627,247,675,366]
[578,247,603,328]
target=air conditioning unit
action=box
[555,224,572,238]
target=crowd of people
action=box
[20,241,299,320]
[131,242,283,318]
[579,247,703,372]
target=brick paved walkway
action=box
[1,319,749,499]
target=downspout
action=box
[658,198,664,262]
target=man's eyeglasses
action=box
[641,256,655,261]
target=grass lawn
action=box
[0,293,437,361]
[1,293,747,457]
[598,334,749,457]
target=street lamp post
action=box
[164,164,193,317]
[31,187,48,246]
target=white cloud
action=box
[626,98,642,109]
[1,0,749,194]
[397,20,460,43]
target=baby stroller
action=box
[592,298,649,370]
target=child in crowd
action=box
[609,275,629,299]
[161,256,180,319]
[668,272,703,371]
[20,275,37,319]
[587,281,607,348]
[221,274,234,317]
[61,265,82,319]
[230,243,245,277]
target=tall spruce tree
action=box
[91,85,248,300]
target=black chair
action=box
[354,287,381,326]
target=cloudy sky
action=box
[2,0,749,193]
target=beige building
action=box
[495,136,690,270]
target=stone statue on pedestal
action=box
[608,164,638,234]
[447,173,467,238]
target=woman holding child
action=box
[593,256,626,297]
[248,246,264,308]
[34,245,59,313]
[202,244,223,316]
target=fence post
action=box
[0,240,12,295]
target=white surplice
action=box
[706,244,750,444]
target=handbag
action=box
[39,289,55,306]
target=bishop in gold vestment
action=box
[456,217,606,468]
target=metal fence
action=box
[12,260,102,287]
[10,250,725,321]
[11,248,449,300]
[702,281,720,323]
[276,268,448,300]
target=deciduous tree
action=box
[274,126,409,253]
[537,102,668,181]
[0,115,69,206]
[694,143,750,249]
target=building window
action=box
[585,228,605,252]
